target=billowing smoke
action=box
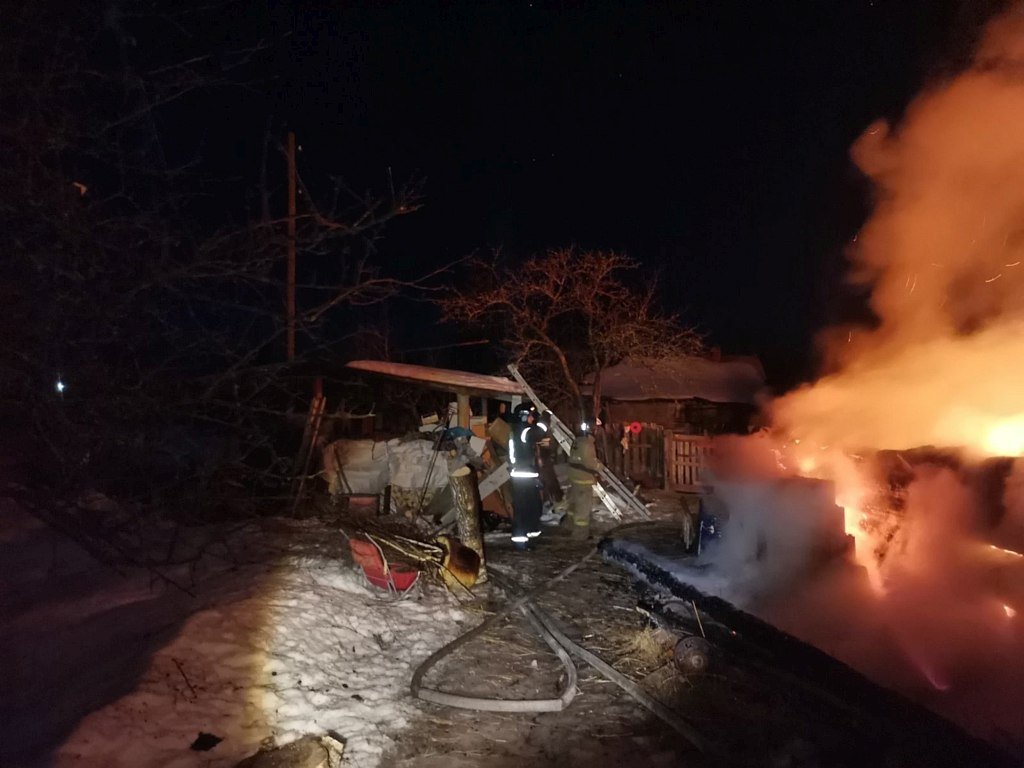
[773,9,1024,458]
[682,476,837,606]
[721,9,1024,751]
[696,452,1024,751]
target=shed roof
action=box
[346,360,525,398]
[585,355,766,405]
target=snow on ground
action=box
[259,555,467,767]
[46,522,468,768]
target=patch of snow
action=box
[54,530,468,768]
[585,354,765,404]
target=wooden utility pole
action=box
[286,131,297,362]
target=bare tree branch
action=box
[0,1,445,509]
[438,248,703,418]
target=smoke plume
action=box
[773,9,1024,457]
[747,9,1024,751]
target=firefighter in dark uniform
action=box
[509,404,546,550]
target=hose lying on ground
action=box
[410,549,595,713]
[522,598,709,755]
[414,603,577,713]
[411,541,708,755]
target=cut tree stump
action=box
[449,466,487,583]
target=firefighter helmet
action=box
[513,402,536,424]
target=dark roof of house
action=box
[584,355,766,405]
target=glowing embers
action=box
[783,440,888,595]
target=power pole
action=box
[286,131,297,362]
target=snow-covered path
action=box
[2,504,468,768]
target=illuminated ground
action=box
[2,492,1016,767]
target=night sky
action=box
[202,0,1002,389]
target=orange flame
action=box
[754,9,1024,740]
[786,441,887,594]
[772,12,1024,460]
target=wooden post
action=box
[456,392,471,429]
[665,432,674,490]
[286,131,297,362]
[448,466,486,583]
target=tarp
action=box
[321,439,390,494]
[586,355,766,405]
[387,438,450,490]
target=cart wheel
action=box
[674,636,710,673]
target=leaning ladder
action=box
[506,365,649,520]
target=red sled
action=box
[349,537,420,595]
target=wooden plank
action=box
[456,393,471,429]
[478,462,510,500]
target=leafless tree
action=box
[439,248,702,419]
[0,1,439,509]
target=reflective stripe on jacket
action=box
[509,423,543,478]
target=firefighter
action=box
[535,409,564,516]
[508,403,545,550]
[565,417,600,540]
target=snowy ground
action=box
[5,489,1014,767]
[1,502,469,768]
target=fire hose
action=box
[410,550,594,712]
[519,597,709,754]
[413,602,577,713]
[409,546,709,755]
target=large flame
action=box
[784,442,887,592]
[773,10,1024,458]
[760,10,1024,741]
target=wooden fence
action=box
[666,433,714,492]
[595,422,666,489]
[595,424,715,492]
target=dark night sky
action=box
[203,0,1001,389]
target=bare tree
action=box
[0,1,438,509]
[439,248,702,419]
